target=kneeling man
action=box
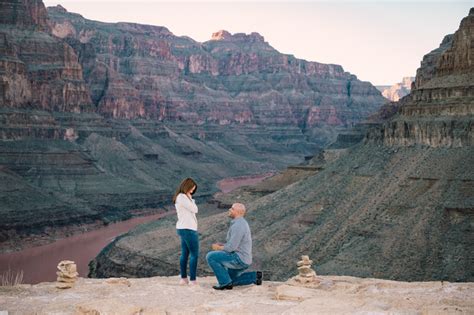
[206,203,262,290]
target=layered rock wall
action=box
[368,9,474,147]
[0,0,50,31]
[47,6,385,133]
[0,1,93,111]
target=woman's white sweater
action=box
[175,193,198,231]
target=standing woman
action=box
[173,178,199,285]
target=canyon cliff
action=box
[46,6,384,132]
[0,0,385,251]
[0,1,92,112]
[90,9,473,282]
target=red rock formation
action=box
[0,0,50,31]
[47,7,385,129]
[211,30,232,41]
[0,1,93,112]
[0,33,31,107]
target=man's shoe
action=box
[212,283,233,290]
[256,271,263,285]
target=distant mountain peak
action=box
[211,29,232,40]
[211,30,265,43]
[54,4,68,13]
[376,77,414,102]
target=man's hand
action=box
[211,243,224,251]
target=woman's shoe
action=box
[179,278,189,285]
[189,280,198,286]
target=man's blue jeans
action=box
[206,250,257,286]
[177,229,199,281]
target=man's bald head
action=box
[228,203,246,218]
[233,203,246,214]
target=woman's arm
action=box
[176,193,198,213]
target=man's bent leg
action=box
[206,251,234,286]
[231,270,257,286]
[228,268,244,284]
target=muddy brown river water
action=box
[0,212,173,284]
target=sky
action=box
[43,0,473,86]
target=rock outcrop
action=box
[0,1,93,112]
[372,9,474,147]
[0,275,472,314]
[0,0,50,31]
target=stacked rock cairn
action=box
[56,260,79,289]
[294,255,318,283]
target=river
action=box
[0,211,173,284]
[217,172,274,193]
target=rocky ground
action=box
[0,275,473,314]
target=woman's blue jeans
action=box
[206,250,257,286]
[177,229,199,281]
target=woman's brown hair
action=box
[172,177,197,203]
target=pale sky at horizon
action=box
[43,0,473,85]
